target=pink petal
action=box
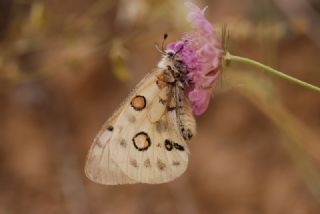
[188,88,212,115]
[166,2,222,115]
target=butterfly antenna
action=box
[155,42,165,55]
[161,33,168,51]
[155,33,168,55]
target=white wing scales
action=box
[110,111,188,184]
[85,71,157,185]
[85,117,137,185]
[85,69,192,184]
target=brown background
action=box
[1,0,320,213]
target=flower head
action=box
[167,2,222,115]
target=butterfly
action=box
[85,39,196,185]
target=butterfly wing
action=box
[108,71,189,184]
[85,68,191,184]
[85,120,137,185]
[85,71,158,185]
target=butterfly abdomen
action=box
[174,87,196,141]
[178,104,196,140]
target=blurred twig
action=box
[227,70,320,203]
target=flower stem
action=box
[224,52,320,93]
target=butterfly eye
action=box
[167,52,174,58]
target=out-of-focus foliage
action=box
[1,0,320,213]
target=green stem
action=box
[225,53,320,93]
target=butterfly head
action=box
[155,34,186,73]
[157,49,186,73]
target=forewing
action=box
[86,68,190,184]
[85,70,161,185]
[109,74,189,184]
[85,115,139,184]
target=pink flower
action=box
[167,2,222,115]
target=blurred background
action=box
[1,0,320,213]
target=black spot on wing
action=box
[164,139,173,151]
[172,161,180,166]
[132,132,151,151]
[173,143,185,151]
[130,159,138,168]
[187,131,193,140]
[156,120,167,133]
[120,139,127,148]
[181,128,193,140]
[157,159,166,170]
[130,95,146,111]
[144,159,151,168]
